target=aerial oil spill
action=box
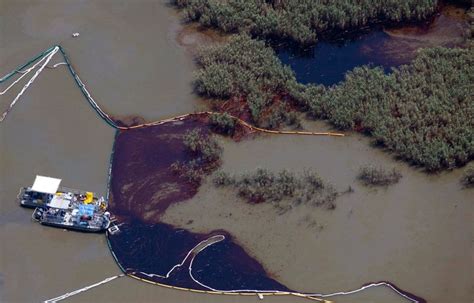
[106,116,426,301]
[108,117,206,221]
[190,236,291,292]
[108,221,289,292]
[107,116,291,292]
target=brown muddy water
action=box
[161,121,473,303]
[0,1,237,303]
[1,1,472,303]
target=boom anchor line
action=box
[3,46,423,303]
[0,45,345,137]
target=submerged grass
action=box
[213,168,338,210]
[357,165,402,186]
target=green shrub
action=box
[194,34,297,123]
[173,129,223,183]
[461,165,474,188]
[259,104,302,130]
[213,171,235,186]
[209,112,236,135]
[357,165,402,186]
[171,160,205,183]
[183,129,222,163]
[213,168,337,209]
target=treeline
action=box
[195,34,473,171]
[172,0,438,44]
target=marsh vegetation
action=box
[195,34,473,171]
[213,168,338,210]
[460,165,474,188]
[357,165,402,186]
[173,0,439,45]
[209,112,236,135]
[171,128,222,183]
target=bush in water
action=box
[460,165,474,188]
[183,129,222,163]
[213,168,337,210]
[173,129,223,183]
[357,165,402,186]
[209,112,236,135]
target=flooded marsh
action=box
[1,0,472,302]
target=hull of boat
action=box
[39,221,106,233]
[20,199,45,209]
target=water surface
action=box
[0,1,220,303]
[276,5,468,86]
[162,122,473,303]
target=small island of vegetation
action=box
[171,128,222,183]
[460,165,474,188]
[357,165,402,186]
[213,168,338,210]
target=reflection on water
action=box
[276,5,468,86]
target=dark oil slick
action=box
[107,117,290,291]
[276,4,468,86]
[106,116,425,301]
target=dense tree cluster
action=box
[213,168,337,210]
[172,0,438,44]
[195,35,473,171]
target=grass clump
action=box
[460,165,474,188]
[183,128,222,163]
[209,112,236,135]
[213,168,337,210]
[172,129,222,183]
[357,165,402,186]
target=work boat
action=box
[19,176,111,233]
[18,176,101,208]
